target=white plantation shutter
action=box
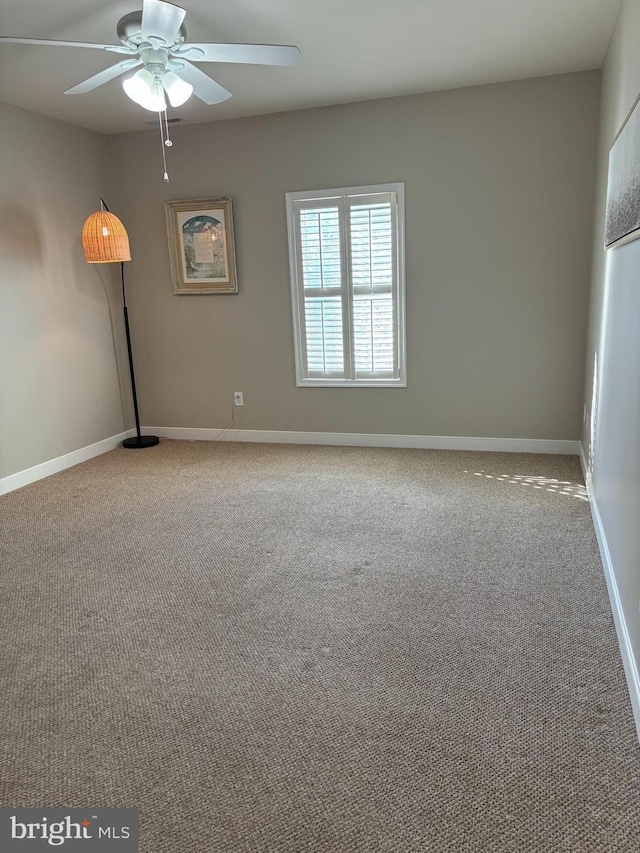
[349,197,396,379]
[298,204,345,377]
[287,184,406,387]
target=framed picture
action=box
[605,92,640,249]
[165,197,238,293]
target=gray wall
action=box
[0,103,126,479]
[582,0,640,719]
[110,71,600,438]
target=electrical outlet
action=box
[233,392,244,406]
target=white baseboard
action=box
[579,442,640,740]
[0,428,580,498]
[578,441,589,483]
[0,430,134,496]
[147,427,580,455]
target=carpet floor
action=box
[1,440,639,852]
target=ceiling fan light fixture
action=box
[142,80,167,112]
[162,70,193,107]
[122,68,153,102]
[1,0,301,179]
[123,68,166,111]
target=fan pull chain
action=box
[163,111,173,147]
[158,110,169,182]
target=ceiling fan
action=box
[0,0,301,111]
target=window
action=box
[286,183,406,387]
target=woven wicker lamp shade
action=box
[82,210,131,263]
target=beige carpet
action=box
[1,440,639,852]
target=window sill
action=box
[296,380,407,388]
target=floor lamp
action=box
[82,199,159,450]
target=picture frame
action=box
[605,91,640,249]
[165,197,238,294]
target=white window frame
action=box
[286,182,407,388]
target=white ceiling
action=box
[0,0,620,135]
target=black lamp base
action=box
[123,435,160,449]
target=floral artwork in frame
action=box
[165,197,238,293]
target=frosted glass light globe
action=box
[162,71,193,107]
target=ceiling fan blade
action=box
[64,59,142,95]
[176,61,231,105]
[0,36,135,54]
[141,0,187,46]
[175,42,301,67]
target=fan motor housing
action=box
[116,12,187,48]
